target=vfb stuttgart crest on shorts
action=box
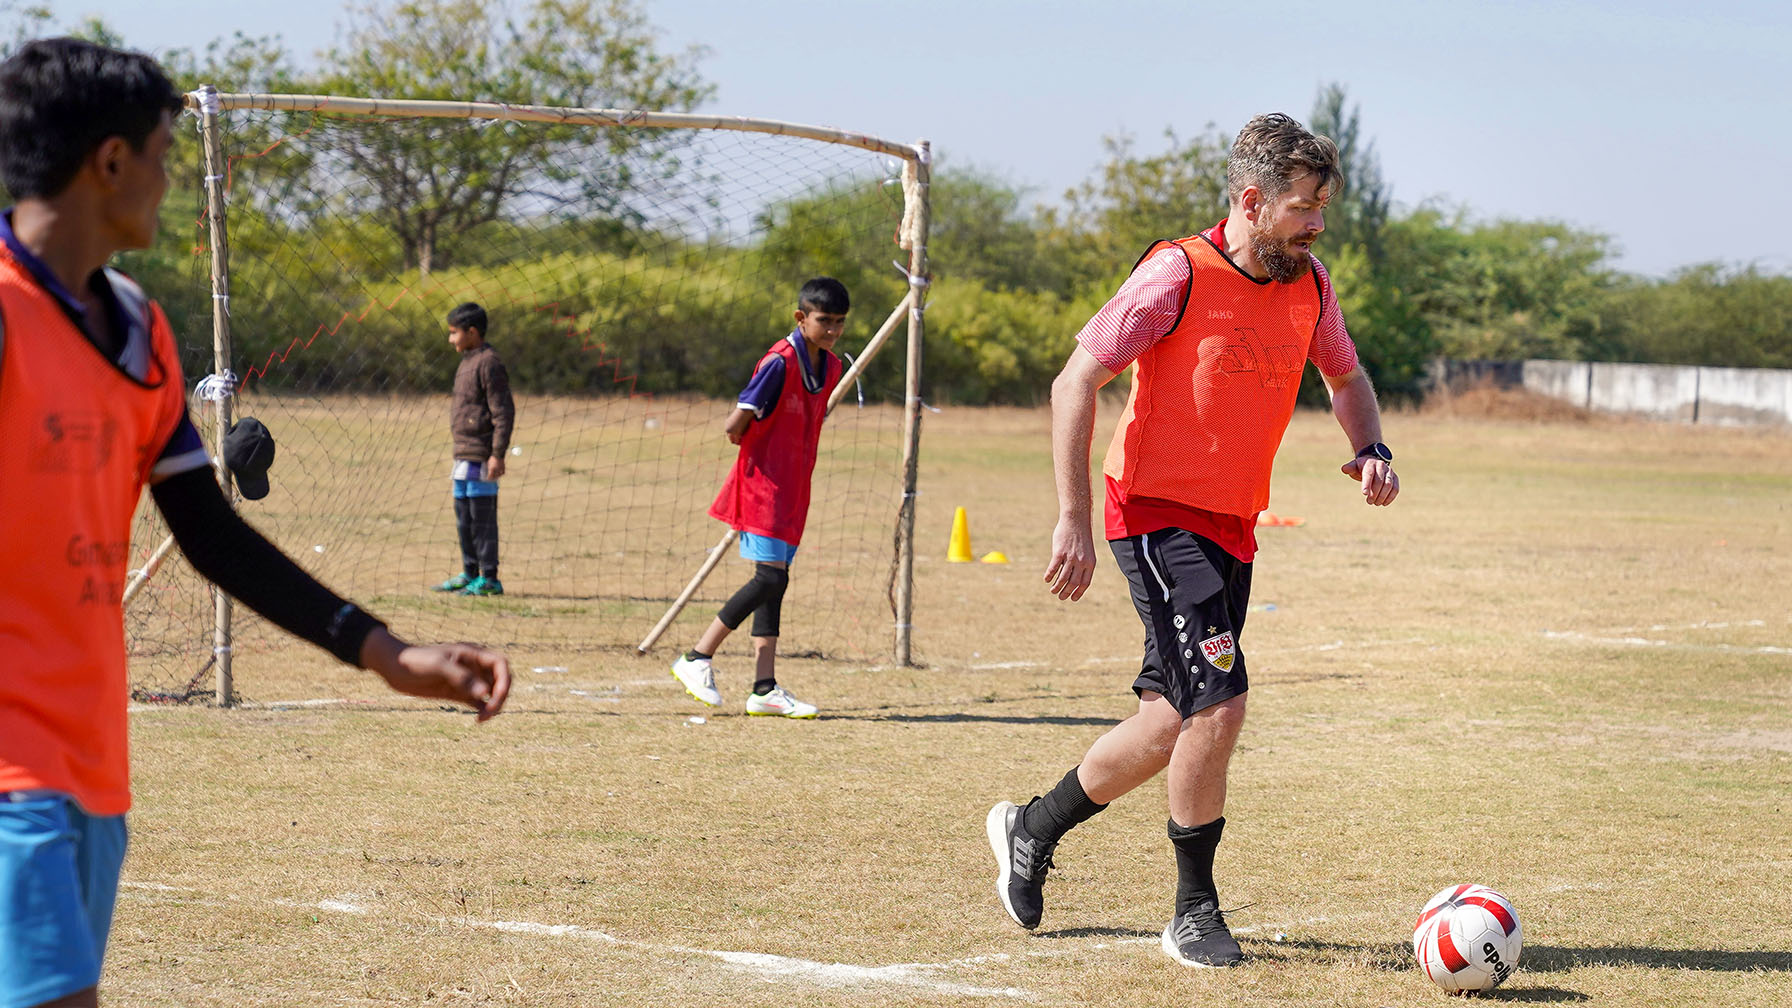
[1199,631,1236,672]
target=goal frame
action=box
[174,86,932,704]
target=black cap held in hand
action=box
[223,417,276,500]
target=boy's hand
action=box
[358,627,512,722]
[485,455,506,479]
[723,408,754,445]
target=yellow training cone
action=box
[980,551,1009,564]
[947,506,974,562]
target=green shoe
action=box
[433,573,473,592]
[458,575,504,597]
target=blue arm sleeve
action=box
[149,413,210,480]
[737,355,786,419]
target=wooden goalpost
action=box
[156,87,932,705]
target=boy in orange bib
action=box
[0,39,511,1008]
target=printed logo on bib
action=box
[32,410,118,473]
[1199,631,1236,672]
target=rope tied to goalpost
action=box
[195,370,238,401]
[187,86,223,119]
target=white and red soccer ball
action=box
[1412,884,1521,995]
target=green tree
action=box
[754,176,908,324]
[1603,264,1792,368]
[926,169,1060,293]
[1042,128,1232,290]
[1307,82,1390,266]
[2,3,122,53]
[304,0,711,275]
[0,3,48,52]
[1314,238,1435,402]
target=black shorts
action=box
[1110,528,1252,718]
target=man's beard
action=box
[1248,220,1314,284]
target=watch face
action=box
[1361,442,1392,462]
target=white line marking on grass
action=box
[128,697,369,713]
[702,949,1027,998]
[566,689,621,702]
[476,918,620,942]
[460,919,1027,997]
[122,882,1033,999]
[316,898,371,915]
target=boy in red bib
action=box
[670,278,848,719]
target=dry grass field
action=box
[111,396,1792,1006]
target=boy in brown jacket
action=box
[433,302,515,596]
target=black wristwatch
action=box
[1354,442,1393,463]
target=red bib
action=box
[709,337,840,545]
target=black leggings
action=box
[455,494,499,577]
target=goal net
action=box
[123,92,929,703]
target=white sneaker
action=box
[670,655,721,707]
[745,684,818,719]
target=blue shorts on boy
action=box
[451,459,498,498]
[0,793,127,1008]
[738,532,799,564]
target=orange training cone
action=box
[947,506,974,562]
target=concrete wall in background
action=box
[1429,359,1792,427]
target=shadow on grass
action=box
[1035,925,1159,940]
[1252,938,1791,975]
[1519,944,1792,973]
[828,711,1123,727]
[1239,937,1787,1001]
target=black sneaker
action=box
[1161,904,1243,967]
[986,799,1056,929]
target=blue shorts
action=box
[451,460,498,499]
[738,532,798,564]
[0,793,127,1008]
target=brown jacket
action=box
[451,343,515,462]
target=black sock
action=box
[752,679,776,696]
[1021,766,1108,843]
[1169,816,1225,916]
[684,649,711,662]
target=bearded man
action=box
[986,113,1400,967]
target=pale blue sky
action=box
[32,0,1792,277]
